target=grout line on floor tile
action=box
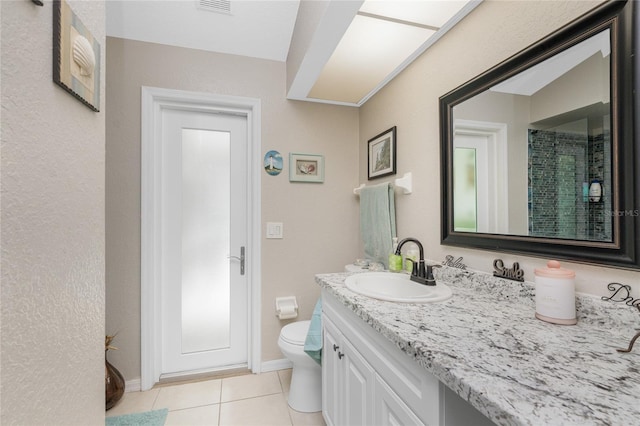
[214,377,222,405]
[150,388,161,411]
[276,370,285,393]
[219,391,284,406]
[166,403,219,413]
[286,404,294,426]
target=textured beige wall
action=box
[105,38,360,381]
[359,0,640,297]
[1,1,106,424]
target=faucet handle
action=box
[425,264,441,286]
[411,259,420,277]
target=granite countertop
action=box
[316,266,640,426]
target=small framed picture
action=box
[289,153,324,183]
[368,126,396,180]
[263,150,283,176]
[53,0,101,112]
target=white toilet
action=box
[278,320,322,412]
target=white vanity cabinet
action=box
[323,314,375,426]
[321,289,441,426]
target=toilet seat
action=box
[280,320,310,346]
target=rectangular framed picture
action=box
[289,153,324,183]
[368,126,396,180]
[53,0,101,112]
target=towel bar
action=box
[353,172,412,195]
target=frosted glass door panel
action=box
[181,128,230,354]
[453,130,495,233]
[453,147,477,232]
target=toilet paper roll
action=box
[275,296,298,320]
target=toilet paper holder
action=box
[275,296,298,320]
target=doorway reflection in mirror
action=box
[451,28,613,242]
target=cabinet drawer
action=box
[375,375,424,426]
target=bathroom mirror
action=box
[440,0,640,269]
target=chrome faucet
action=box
[395,238,440,286]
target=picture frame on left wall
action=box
[289,153,324,183]
[53,0,101,112]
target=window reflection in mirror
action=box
[451,28,612,242]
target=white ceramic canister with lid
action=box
[534,260,577,325]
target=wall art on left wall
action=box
[264,150,283,176]
[289,153,324,183]
[53,0,101,112]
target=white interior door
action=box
[454,133,490,233]
[160,108,248,376]
[454,120,509,234]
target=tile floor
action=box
[106,369,326,426]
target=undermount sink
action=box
[344,272,453,303]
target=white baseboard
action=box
[125,378,141,393]
[261,358,292,372]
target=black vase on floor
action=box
[105,354,125,410]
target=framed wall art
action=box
[368,126,396,180]
[53,0,101,112]
[264,150,283,176]
[289,153,324,183]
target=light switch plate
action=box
[266,222,283,239]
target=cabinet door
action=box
[342,338,375,426]
[322,315,341,426]
[375,375,424,426]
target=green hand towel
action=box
[360,182,396,268]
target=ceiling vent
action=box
[197,0,231,15]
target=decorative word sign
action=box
[601,283,640,353]
[442,255,467,270]
[601,283,640,308]
[493,259,525,282]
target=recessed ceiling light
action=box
[287,0,481,105]
[358,0,469,28]
[309,14,435,103]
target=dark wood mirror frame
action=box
[440,0,640,270]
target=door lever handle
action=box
[227,246,245,275]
